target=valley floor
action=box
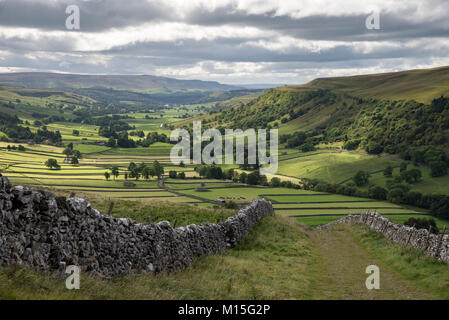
[1,216,448,300]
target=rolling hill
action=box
[203,66,449,181]
[0,72,242,92]
[282,65,449,104]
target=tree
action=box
[368,186,388,200]
[400,162,408,172]
[239,172,248,183]
[247,171,261,185]
[169,170,177,178]
[45,158,60,170]
[152,160,164,179]
[110,166,120,180]
[259,174,268,186]
[430,161,447,177]
[383,166,393,177]
[117,131,136,148]
[62,147,73,158]
[128,162,137,173]
[142,166,152,180]
[353,171,370,187]
[388,188,405,203]
[343,140,360,150]
[401,169,422,183]
[72,130,80,136]
[71,157,79,165]
[177,172,186,179]
[104,171,110,181]
[404,217,439,234]
[270,177,281,187]
[106,137,116,148]
[72,150,82,159]
[129,167,140,181]
[431,195,449,219]
[301,143,315,152]
[366,142,383,155]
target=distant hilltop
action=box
[279,65,449,103]
[0,72,243,92]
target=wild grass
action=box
[0,216,313,300]
[349,224,449,299]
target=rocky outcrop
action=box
[318,212,449,265]
[0,174,274,278]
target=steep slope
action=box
[282,65,449,104]
[210,66,449,155]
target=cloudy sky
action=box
[0,0,448,85]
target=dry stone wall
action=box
[0,174,274,278]
[318,212,449,265]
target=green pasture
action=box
[181,186,324,202]
[100,144,173,156]
[276,150,399,183]
[367,166,449,195]
[276,208,418,217]
[266,194,371,203]
[272,201,402,209]
[296,214,449,230]
[7,177,160,189]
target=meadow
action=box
[0,138,441,229]
[1,74,449,300]
[0,81,447,230]
[277,149,399,184]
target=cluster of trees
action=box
[104,161,165,181]
[98,119,133,138]
[105,131,171,149]
[0,112,33,140]
[404,217,439,234]
[129,161,164,181]
[217,89,331,129]
[401,146,448,177]
[352,171,371,186]
[104,166,120,181]
[322,95,449,176]
[385,163,429,184]
[62,143,82,165]
[105,131,136,148]
[194,165,303,189]
[32,114,66,126]
[280,131,316,151]
[129,130,145,138]
[342,139,360,150]
[141,132,170,146]
[168,170,186,179]
[6,145,25,151]
[34,126,62,144]
[302,177,449,219]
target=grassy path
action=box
[306,225,438,299]
[0,215,448,299]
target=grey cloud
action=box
[0,0,448,84]
[0,0,169,31]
